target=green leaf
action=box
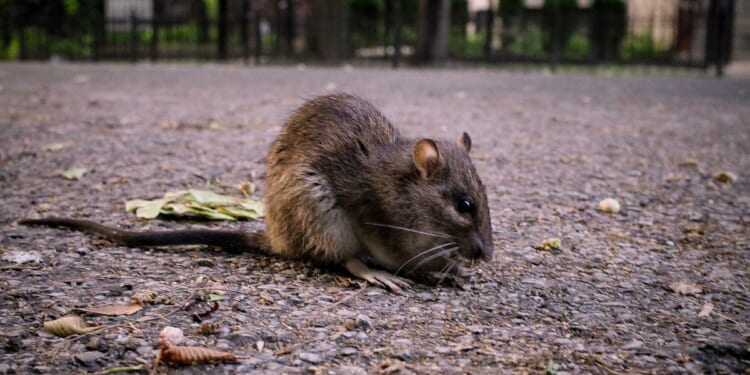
[125,189,263,221]
[239,200,265,216]
[217,206,262,220]
[125,198,169,219]
[60,168,88,180]
[185,189,237,206]
[208,294,225,302]
[545,360,559,375]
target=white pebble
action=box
[598,198,621,213]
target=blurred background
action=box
[0,0,746,75]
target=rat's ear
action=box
[457,131,471,153]
[413,139,443,179]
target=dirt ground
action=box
[0,63,748,374]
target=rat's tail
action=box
[19,217,270,254]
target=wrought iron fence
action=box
[0,0,737,73]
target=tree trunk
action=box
[415,0,450,64]
[309,0,349,62]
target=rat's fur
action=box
[22,94,493,292]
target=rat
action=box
[21,93,493,292]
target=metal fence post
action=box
[254,10,262,63]
[150,0,160,62]
[129,10,137,62]
[242,0,249,63]
[550,0,560,72]
[92,0,104,61]
[218,0,227,60]
[484,0,494,62]
[392,0,402,68]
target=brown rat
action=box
[21,93,493,292]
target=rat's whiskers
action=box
[395,242,456,276]
[436,259,458,286]
[409,246,458,274]
[364,222,454,239]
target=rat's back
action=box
[264,94,398,262]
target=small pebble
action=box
[297,352,323,364]
[598,198,621,213]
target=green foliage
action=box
[349,0,383,48]
[590,0,626,60]
[449,31,484,59]
[512,25,545,59]
[542,0,579,51]
[63,0,78,15]
[350,0,383,15]
[594,0,625,12]
[0,38,20,60]
[451,0,469,29]
[563,32,588,60]
[204,0,218,20]
[620,32,668,61]
[499,0,523,18]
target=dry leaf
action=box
[78,302,143,316]
[698,303,714,317]
[713,171,737,184]
[99,365,144,374]
[44,141,73,152]
[678,159,699,168]
[160,343,237,364]
[132,290,158,305]
[125,189,263,221]
[537,238,562,251]
[256,340,264,352]
[43,316,99,337]
[197,322,220,335]
[237,181,255,196]
[158,326,186,346]
[669,281,703,295]
[2,250,42,264]
[60,168,89,180]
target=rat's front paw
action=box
[344,258,413,293]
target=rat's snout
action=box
[461,234,494,262]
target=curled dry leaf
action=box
[698,303,714,317]
[712,171,737,184]
[192,301,219,322]
[158,326,186,347]
[43,316,99,337]
[160,343,237,364]
[669,281,703,295]
[78,302,143,316]
[197,322,220,335]
[131,290,158,305]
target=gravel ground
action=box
[0,63,748,374]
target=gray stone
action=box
[297,352,323,364]
[74,351,105,367]
[623,340,644,350]
[331,365,367,375]
[355,314,372,330]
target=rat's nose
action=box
[464,234,493,261]
[480,241,494,261]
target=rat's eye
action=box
[456,197,474,214]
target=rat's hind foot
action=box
[344,258,413,293]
